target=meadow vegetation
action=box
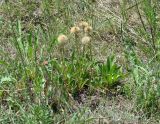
[0,0,160,123]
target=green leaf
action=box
[0,76,16,84]
[0,60,8,66]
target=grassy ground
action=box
[0,0,160,124]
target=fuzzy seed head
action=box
[57,34,68,45]
[70,26,80,34]
[81,36,91,45]
[79,21,89,28]
[84,26,93,33]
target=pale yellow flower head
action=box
[84,26,93,33]
[79,21,89,28]
[70,26,80,34]
[81,36,91,45]
[57,34,68,45]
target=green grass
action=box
[0,0,160,123]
